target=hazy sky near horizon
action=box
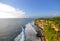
[0,0,60,18]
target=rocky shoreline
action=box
[34,19,46,41]
[34,17,60,41]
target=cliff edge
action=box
[34,17,60,41]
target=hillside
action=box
[34,17,60,41]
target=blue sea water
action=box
[0,18,34,41]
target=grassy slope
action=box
[35,17,60,41]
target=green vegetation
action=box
[44,23,56,41]
[38,17,60,29]
[35,17,60,41]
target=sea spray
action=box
[14,22,41,41]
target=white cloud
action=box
[0,3,25,18]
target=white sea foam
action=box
[14,22,41,41]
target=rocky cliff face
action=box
[34,18,60,41]
[34,19,46,41]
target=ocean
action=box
[14,21,41,41]
[0,18,34,41]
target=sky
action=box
[0,0,60,18]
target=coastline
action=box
[34,17,60,41]
[34,19,46,41]
[14,21,41,41]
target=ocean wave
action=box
[14,21,41,41]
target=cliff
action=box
[34,17,60,41]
